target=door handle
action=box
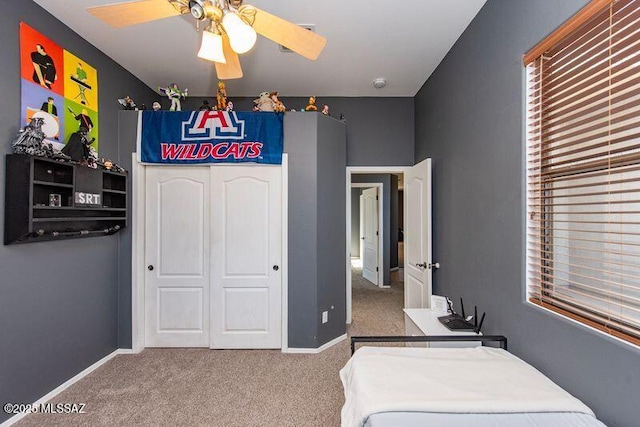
[361,237,365,240]
[415,262,427,269]
[148,265,154,271]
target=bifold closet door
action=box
[210,165,282,349]
[145,166,211,347]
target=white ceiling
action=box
[33,0,486,97]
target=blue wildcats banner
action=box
[139,110,283,164]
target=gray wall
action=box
[183,96,414,167]
[282,112,347,347]
[116,112,142,348]
[414,1,640,426]
[316,114,347,345]
[0,0,159,423]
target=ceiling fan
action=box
[87,0,327,79]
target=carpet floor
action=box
[15,267,404,427]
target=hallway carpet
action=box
[15,269,403,427]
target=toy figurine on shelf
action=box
[158,83,188,111]
[226,101,234,112]
[217,81,228,111]
[152,101,161,111]
[97,157,126,173]
[87,146,99,169]
[61,126,95,162]
[270,91,286,113]
[199,99,213,111]
[118,95,136,110]
[305,96,318,111]
[254,91,274,112]
[321,104,330,116]
[12,116,61,159]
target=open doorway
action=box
[347,168,408,326]
[350,183,383,287]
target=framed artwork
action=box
[20,22,99,154]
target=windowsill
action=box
[525,300,640,351]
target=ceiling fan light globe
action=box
[197,30,227,63]
[222,12,257,54]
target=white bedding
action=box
[340,346,598,427]
[365,411,607,427]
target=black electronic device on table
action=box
[438,297,485,333]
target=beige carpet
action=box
[16,267,404,427]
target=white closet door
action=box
[405,159,432,309]
[210,165,282,349]
[145,166,210,347]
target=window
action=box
[525,0,640,346]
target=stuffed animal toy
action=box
[322,104,330,116]
[305,96,318,111]
[217,81,227,111]
[270,92,286,113]
[226,101,234,112]
[254,91,274,112]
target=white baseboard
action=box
[0,349,129,427]
[390,267,399,272]
[283,333,348,354]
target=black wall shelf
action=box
[4,154,128,244]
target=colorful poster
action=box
[20,22,99,155]
[63,51,98,109]
[139,111,284,165]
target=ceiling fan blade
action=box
[87,0,183,29]
[249,6,327,60]
[215,34,243,80]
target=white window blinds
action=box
[526,0,640,346]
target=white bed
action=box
[340,345,606,427]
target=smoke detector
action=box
[373,78,387,89]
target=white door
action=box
[210,165,282,349]
[359,194,364,260]
[362,187,379,285]
[404,159,432,309]
[145,166,210,347]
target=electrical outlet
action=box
[322,311,328,324]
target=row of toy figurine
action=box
[118,83,189,111]
[301,96,330,116]
[253,91,286,112]
[12,116,125,172]
[253,93,330,115]
[198,82,234,111]
[117,95,162,111]
[119,81,330,116]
